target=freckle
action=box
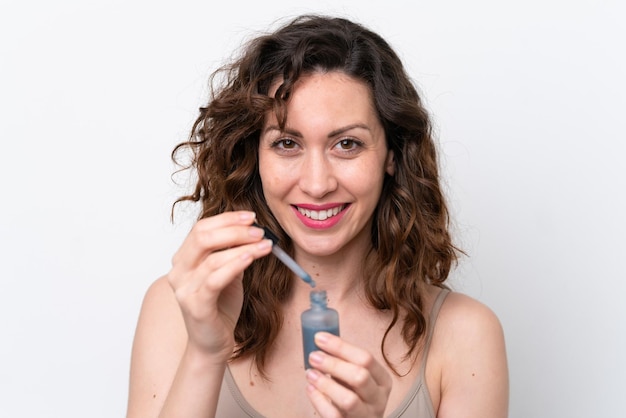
[152,394,156,398]
[472,373,475,377]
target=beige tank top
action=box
[215,289,450,418]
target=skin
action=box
[259,71,395,266]
[126,71,509,418]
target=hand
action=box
[305,332,392,418]
[166,211,273,360]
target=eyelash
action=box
[269,138,364,154]
[270,138,298,150]
[335,138,364,152]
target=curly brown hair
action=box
[172,14,460,376]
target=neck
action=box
[291,237,372,307]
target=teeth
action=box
[297,205,343,220]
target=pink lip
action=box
[291,203,350,229]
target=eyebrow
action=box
[263,123,371,138]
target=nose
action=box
[298,150,337,198]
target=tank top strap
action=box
[418,288,450,377]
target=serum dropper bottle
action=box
[301,290,340,369]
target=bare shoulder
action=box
[139,276,183,322]
[131,275,187,359]
[127,276,187,417]
[431,291,509,418]
[437,291,505,340]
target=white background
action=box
[1,0,624,417]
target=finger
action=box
[175,211,260,267]
[173,239,272,298]
[173,240,272,332]
[311,333,392,399]
[315,332,390,387]
[171,211,262,273]
[194,237,272,285]
[308,350,383,410]
[306,368,362,416]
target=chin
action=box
[295,232,363,259]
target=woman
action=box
[126,15,509,418]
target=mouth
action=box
[295,204,347,221]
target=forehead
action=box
[269,71,373,100]
[266,71,378,123]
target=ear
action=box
[385,150,396,176]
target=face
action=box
[258,71,395,258]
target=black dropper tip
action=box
[253,222,278,245]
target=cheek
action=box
[259,157,292,197]
[261,175,285,197]
[343,161,386,198]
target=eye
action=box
[279,139,296,149]
[270,138,300,153]
[335,138,363,152]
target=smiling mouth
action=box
[296,205,346,221]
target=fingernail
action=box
[314,332,329,345]
[240,211,256,221]
[257,239,272,250]
[249,226,265,238]
[309,351,324,366]
[306,369,320,382]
